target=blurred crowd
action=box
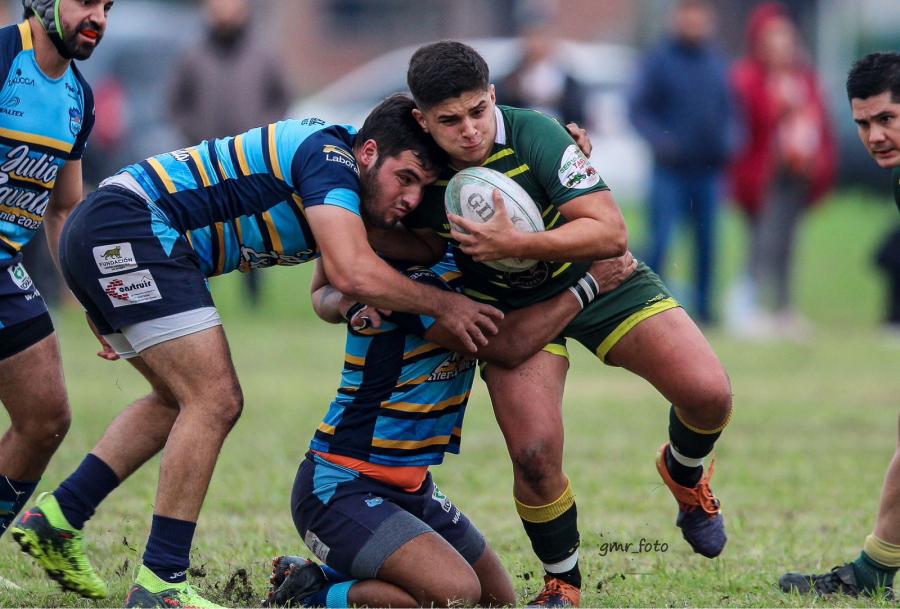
[10,0,899,336]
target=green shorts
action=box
[543,262,679,364]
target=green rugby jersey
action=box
[404,105,609,308]
[893,167,900,213]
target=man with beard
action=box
[12,95,503,607]
[0,0,109,574]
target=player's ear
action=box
[411,108,429,133]
[357,139,379,169]
[488,84,496,104]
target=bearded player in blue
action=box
[0,0,109,571]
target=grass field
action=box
[1,192,899,607]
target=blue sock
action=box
[142,515,196,584]
[0,476,38,536]
[302,580,356,608]
[53,453,120,530]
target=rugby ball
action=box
[444,167,544,272]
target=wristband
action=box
[567,272,600,309]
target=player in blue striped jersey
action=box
[13,95,504,608]
[0,0,109,586]
[262,253,637,608]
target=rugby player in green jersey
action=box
[780,51,900,599]
[401,41,734,607]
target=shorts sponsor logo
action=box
[452,508,461,525]
[304,530,330,563]
[99,270,162,308]
[365,497,384,508]
[7,262,32,291]
[93,242,137,274]
[558,145,600,189]
[431,486,453,513]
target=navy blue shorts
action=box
[59,186,214,335]
[291,454,486,579]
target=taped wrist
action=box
[567,272,600,309]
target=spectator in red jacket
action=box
[727,2,837,339]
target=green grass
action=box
[1,192,899,607]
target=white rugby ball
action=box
[444,166,544,272]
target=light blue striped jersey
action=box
[0,21,94,262]
[311,254,476,468]
[119,119,360,276]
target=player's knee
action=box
[512,441,562,492]
[218,384,244,430]
[679,368,733,428]
[14,402,71,452]
[417,574,481,607]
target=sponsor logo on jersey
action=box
[304,530,330,563]
[431,486,453,513]
[322,145,358,174]
[558,144,600,189]
[93,242,137,274]
[6,69,34,87]
[427,352,475,382]
[238,245,316,270]
[7,262,32,291]
[98,270,162,308]
[0,96,23,117]
[365,497,384,508]
[504,261,550,289]
[300,117,326,127]
[68,107,82,137]
[170,148,192,162]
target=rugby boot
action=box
[263,556,328,607]
[125,565,222,608]
[656,443,726,558]
[10,492,108,598]
[525,576,581,607]
[779,563,891,599]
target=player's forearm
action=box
[311,284,353,324]
[514,217,627,262]
[327,254,445,317]
[43,209,69,271]
[476,290,582,368]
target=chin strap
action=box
[23,0,73,59]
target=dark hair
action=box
[23,7,32,19]
[355,93,446,171]
[407,41,489,110]
[846,52,900,103]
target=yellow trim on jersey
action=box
[545,211,563,229]
[268,124,284,181]
[396,374,428,388]
[189,148,211,187]
[17,21,32,51]
[551,262,572,277]
[483,148,514,165]
[541,205,555,218]
[185,231,194,249]
[317,422,336,435]
[403,343,440,360]
[263,210,284,254]
[383,393,466,413]
[462,288,498,301]
[505,164,529,178]
[372,435,451,450]
[213,223,226,276]
[234,217,244,242]
[437,231,452,239]
[0,204,41,223]
[0,233,23,250]
[440,270,462,283]
[595,297,679,362]
[146,157,176,194]
[234,134,251,176]
[0,127,72,154]
[345,353,365,366]
[291,193,305,211]
[217,159,229,180]
[7,174,55,189]
[435,179,450,187]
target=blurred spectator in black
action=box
[496,2,586,125]
[628,0,738,325]
[875,227,900,337]
[727,2,836,340]
[168,0,291,308]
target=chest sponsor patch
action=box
[7,262,33,291]
[93,242,137,274]
[558,144,600,189]
[99,270,162,308]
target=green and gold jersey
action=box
[893,167,900,214]
[404,105,609,308]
